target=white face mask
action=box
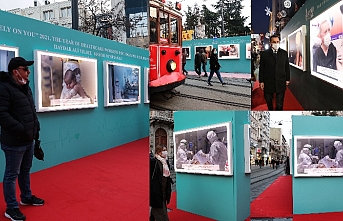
[16,71,27,85]
[162,151,168,158]
[272,43,280,51]
[323,33,331,47]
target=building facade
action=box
[8,0,75,28]
[149,111,174,162]
[250,111,270,164]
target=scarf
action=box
[155,154,170,177]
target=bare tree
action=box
[78,0,145,43]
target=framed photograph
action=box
[194,45,213,59]
[246,43,251,59]
[280,38,287,51]
[288,25,306,71]
[182,47,191,59]
[310,1,343,88]
[294,136,343,177]
[144,67,149,104]
[218,44,240,59]
[34,50,98,112]
[244,124,251,174]
[104,61,140,107]
[0,45,18,72]
[173,122,233,176]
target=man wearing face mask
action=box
[0,57,44,221]
[313,20,337,72]
[259,35,290,110]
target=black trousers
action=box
[201,63,207,75]
[264,92,285,110]
[195,65,201,76]
[182,63,187,74]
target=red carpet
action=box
[168,192,216,221]
[250,175,293,218]
[251,81,303,110]
[0,138,150,221]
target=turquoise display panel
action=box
[292,115,343,214]
[174,111,250,221]
[0,11,149,174]
[182,36,251,74]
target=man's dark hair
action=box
[269,35,280,42]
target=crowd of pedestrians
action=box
[254,157,290,175]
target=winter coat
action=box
[210,54,221,71]
[150,156,172,208]
[0,71,40,146]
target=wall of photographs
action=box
[0,10,149,173]
[174,111,250,221]
[182,36,251,74]
[280,0,343,110]
[292,115,343,215]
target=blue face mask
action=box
[214,51,217,54]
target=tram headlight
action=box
[167,59,177,73]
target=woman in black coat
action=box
[150,145,172,221]
[207,48,227,86]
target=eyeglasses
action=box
[16,67,29,72]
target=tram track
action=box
[150,77,251,110]
[183,83,250,98]
[186,77,251,88]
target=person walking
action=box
[182,48,188,75]
[276,159,280,169]
[271,158,275,169]
[0,57,45,221]
[150,145,172,221]
[194,50,202,77]
[284,156,290,175]
[201,49,208,77]
[207,48,227,86]
[259,34,290,110]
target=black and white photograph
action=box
[173,122,232,176]
[294,136,343,177]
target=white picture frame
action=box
[34,50,98,112]
[173,122,233,176]
[103,61,141,107]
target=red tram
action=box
[149,0,186,93]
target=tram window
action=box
[150,7,158,43]
[159,11,169,43]
[170,17,178,44]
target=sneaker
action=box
[5,208,26,221]
[204,74,208,77]
[222,82,227,86]
[207,82,213,86]
[20,195,44,206]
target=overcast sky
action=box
[0,0,251,26]
[269,111,303,143]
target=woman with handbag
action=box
[207,48,227,86]
[150,145,172,221]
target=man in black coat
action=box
[194,50,202,77]
[259,35,290,110]
[0,57,44,221]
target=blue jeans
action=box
[1,142,34,209]
[208,69,224,83]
